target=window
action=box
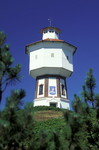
[61,84,65,96]
[55,31,58,35]
[35,55,38,59]
[50,103,57,107]
[66,55,69,60]
[44,30,47,33]
[51,53,54,57]
[49,30,54,33]
[39,84,43,95]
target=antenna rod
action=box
[48,18,52,26]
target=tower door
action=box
[50,102,57,107]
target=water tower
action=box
[26,26,77,109]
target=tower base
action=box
[33,98,70,109]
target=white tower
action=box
[26,26,77,109]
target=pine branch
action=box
[87,125,99,148]
[0,79,2,103]
[2,82,8,93]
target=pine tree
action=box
[64,69,99,149]
[0,31,28,149]
[0,31,21,103]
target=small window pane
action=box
[51,53,54,57]
[39,84,43,95]
[44,30,47,33]
[35,55,38,59]
[49,30,54,33]
[55,31,58,35]
[61,84,65,96]
[66,56,69,60]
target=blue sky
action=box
[0,0,99,109]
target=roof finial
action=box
[48,18,52,26]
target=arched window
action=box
[43,30,48,34]
[39,84,43,95]
[49,29,54,33]
[61,84,65,96]
[66,55,69,60]
[55,31,59,35]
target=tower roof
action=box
[25,38,77,55]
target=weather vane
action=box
[48,18,53,26]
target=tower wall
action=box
[33,75,69,109]
[26,26,77,109]
[33,98,70,109]
[29,41,74,78]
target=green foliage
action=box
[64,69,99,149]
[0,31,21,103]
[0,90,26,150]
[34,118,65,134]
[32,118,66,150]
[0,31,6,46]
[6,89,25,108]
[33,105,65,112]
[0,31,27,149]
